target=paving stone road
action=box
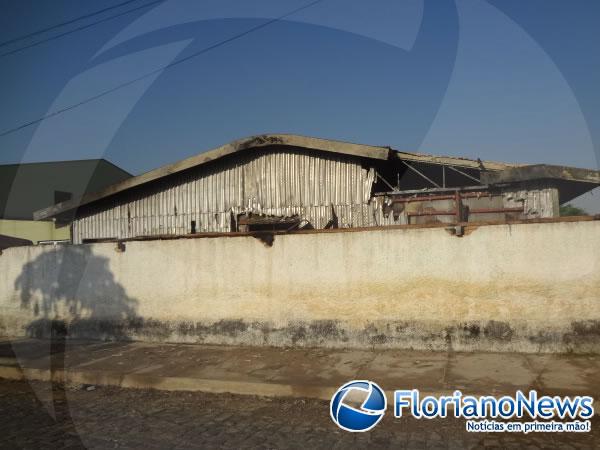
[0,379,598,449]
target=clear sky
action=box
[1,0,599,211]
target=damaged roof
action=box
[481,164,600,203]
[34,133,600,220]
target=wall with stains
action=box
[1,219,599,353]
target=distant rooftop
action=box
[1,159,131,220]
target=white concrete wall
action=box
[1,220,599,353]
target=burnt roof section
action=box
[33,134,600,220]
[481,164,600,203]
[33,134,390,220]
[481,164,600,185]
[389,149,517,171]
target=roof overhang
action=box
[481,164,600,185]
[481,164,600,203]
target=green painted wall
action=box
[0,219,69,243]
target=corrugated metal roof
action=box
[35,134,520,220]
[70,149,376,243]
[35,134,388,220]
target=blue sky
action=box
[1,0,599,210]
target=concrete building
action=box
[34,134,600,244]
[1,159,131,244]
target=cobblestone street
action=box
[0,379,598,449]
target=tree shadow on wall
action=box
[12,245,140,447]
[14,245,139,341]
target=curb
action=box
[3,365,598,416]
[0,365,461,403]
[0,365,338,400]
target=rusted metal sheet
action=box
[90,214,600,243]
[72,150,375,244]
[369,187,558,226]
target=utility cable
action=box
[0,0,147,48]
[0,0,163,58]
[0,0,324,138]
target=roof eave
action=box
[481,164,600,185]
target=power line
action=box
[0,0,163,58]
[0,0,325,138]
[0,0,146,48]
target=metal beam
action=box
[446,165,482,184]
[376,172,397,191]
[400,160,441,188]
[442,166,446,188]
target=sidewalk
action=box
[1,337,599,401]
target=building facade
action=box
[1,159,131,244]
[34,135,600,244]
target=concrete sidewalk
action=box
[1,338,599,401]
